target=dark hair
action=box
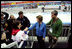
[13,20,21,29]
[18,11,23,15]
[36,15,43,22]
[51,10,58,16]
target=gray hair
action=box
[51,10,58,16]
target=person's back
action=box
[42,7,44,12]
[65,6,67,10]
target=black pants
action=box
[68,34,72,48]
[43,9,44,12]
[6,32,11,40]
[37,36,45,48]
[48,34,57,48]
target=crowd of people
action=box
[1,11,30,47]
[1,10,63,48]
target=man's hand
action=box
[53,37,57,40]
[24,27,28,31]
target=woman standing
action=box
[25,15,46,48]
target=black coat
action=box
[2,12,9,20]
[1,12,9,34]
[1,12,9,25]
[17,16,30,30]
[6,19,16,33]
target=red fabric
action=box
[11,29,20,35]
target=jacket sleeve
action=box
[53,22,62,38]
[2,12,9,20]
[46,19,52,25]
[43,24,46,38]
[25,17,30,27]
[28,23,36,30]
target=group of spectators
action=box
[1,11,30,45]
[1,10,71,48]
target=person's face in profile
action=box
[36,18,39,22]
[51,12,56,19]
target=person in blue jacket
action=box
[24,15,46,48]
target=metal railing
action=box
[1,24,71,48]
[27,24,71,48]
[29,25,71,36]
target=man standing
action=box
[17,11,30,48]
[42,7,45,12]
[46,10,62,48]
[17,11,30,30]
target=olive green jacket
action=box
[46,18,62,38]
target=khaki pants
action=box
[1,33,6,40]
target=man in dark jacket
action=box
[42,7,45,12]
[17,11,30,30]
[17,11,30,48]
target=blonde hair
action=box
[10,15,14,18]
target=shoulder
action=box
[42,22,46,26]
[23,16,27,18]
[35,22,38,24]
[23,16,29,20]
[33,22,38,25]
[58,18,62,23]
[57,18,62,25]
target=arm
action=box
[28,23,36,30]
[43,24,46,38]
[24,23,36,34]
[2,12,9,20]
[25,17,30,27]
[56,23,62,38]
[46,19,52,25]
[53,22,62,38]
